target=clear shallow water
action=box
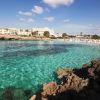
[0,40,100,93]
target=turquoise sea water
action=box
[0,40,100,93]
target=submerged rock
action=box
[1,87,27,100]
[13,89,24,100]
[2,87,15,100]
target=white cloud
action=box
[64,19,70,23]
[62,23,100,34]
[65,24,90,30]
[18,11,32,16]
[32,6,44,14]
[90,26,100,31]
[43,0,74,8]
[27,18,34,22]
[44,17,55,22]
[19,18,26,21]
[19,18,34,23]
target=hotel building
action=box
[0,27,55,37]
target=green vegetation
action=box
[0,37,18,40]
[91,35,100,39]
[50,36,57,39]
[62,33,68,38]
[43,31,50,37]
[57,37,63,39]
[31,31,38,36]
[0,37,5,40]
[25,29,29,32]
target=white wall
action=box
[0,27,55,36]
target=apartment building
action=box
[0,27,55,37]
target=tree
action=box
[31,31,38,36]
[25,29,29,32]
[80,32,83,36]
[44,31,50,37]
[91,35,100,39]
[62,33,68,38]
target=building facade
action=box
[0,27,55,37]
[0,28,17,35]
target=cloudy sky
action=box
[0,0,100,35]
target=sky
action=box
[0,0,100,35]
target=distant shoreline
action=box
[63,38,100,45]
[0,34,51,41]
[0,34,100,45]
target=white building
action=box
[0,28,17,35]
[0,27,55,37]
[31,27,54,37]
[17,29,31,36]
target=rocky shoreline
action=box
[0,34,51,41]
[30,59,100,100]
[0,60,100,100]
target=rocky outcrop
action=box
[42,82,58,97]
[30,59,100,100]
[57,69,88,92]
[41,69,88,100]
[30,95,36,100]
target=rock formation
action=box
[30,59,100,100]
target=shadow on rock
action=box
[30,60,100,100]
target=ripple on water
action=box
[0,41,100,93]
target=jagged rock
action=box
[41,68,89,99]
[57,69,88,92]
[87,60,100,78]
[24,89,32,97]
[42,82,58,97]
[88,68,95,77]
[82,64,90,68]
[30,59,100,100]
[29,95,36,100]
[57,69,73,79]
[91,60,100,68]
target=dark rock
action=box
[30,60,100,100]
[42,82,58,97]
[82,64,90,68]
[24,89,32,97]
[2,87,15,100]
[13,89,24,100]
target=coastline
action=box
[0,34,51,41]
[1,59,100,100]
[0,39,99,100]
[65,38,100,45]
[0,34,100,45]
[30,59,100,100]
